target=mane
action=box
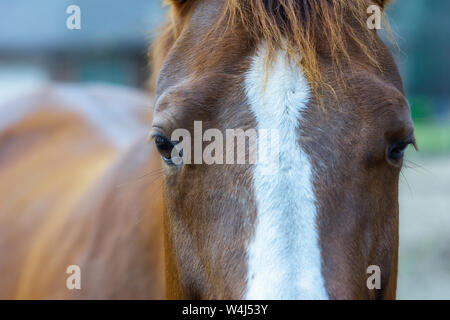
[151,0,391,101]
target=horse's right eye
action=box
[154,135,175,164]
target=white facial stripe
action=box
[244,46,328,299]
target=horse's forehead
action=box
[159,0,405,124]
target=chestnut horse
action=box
[0,0,415,299]
[0,84,165,299]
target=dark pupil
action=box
[389,143,407,160]
[155,136,173,152]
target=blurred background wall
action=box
[0,0,165,104]
[0,0,448,299]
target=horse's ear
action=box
[373,0,393,10]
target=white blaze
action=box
[244,47,328,299]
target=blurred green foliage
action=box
[388,1,450,155]
[409,96,434,121]
[408,123,450,155]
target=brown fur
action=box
[154,0,393,102]
[0,85,165,299]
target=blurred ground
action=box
[398,155,450,299]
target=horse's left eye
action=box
[386,141,411,166]
[154,135,175,164]
[388,142,408,160]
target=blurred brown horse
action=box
[0,84,165,299]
